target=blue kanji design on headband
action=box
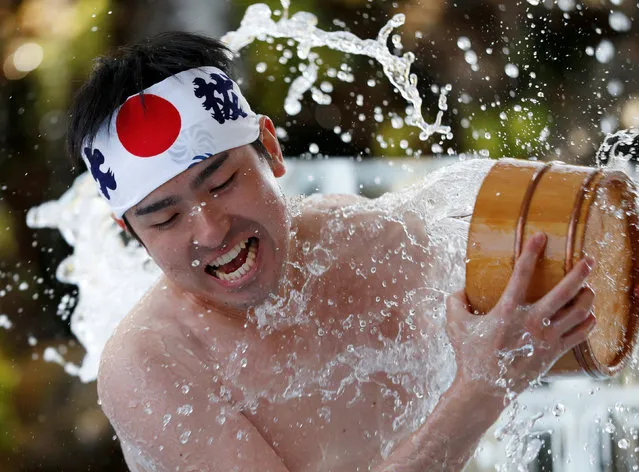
[193,72,248,125]
[189,153,213,169]
[84,147,117,200]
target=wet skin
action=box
[98,118,597,471]
[102,197,439,471]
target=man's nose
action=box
[188,204,230,248]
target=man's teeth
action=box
[215,243,257,281]
[210,240,247,267]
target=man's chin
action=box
[193,279,279,314]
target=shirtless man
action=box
[68,32,597,471]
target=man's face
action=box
[125,123,289,311]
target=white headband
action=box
[81,66,260,218]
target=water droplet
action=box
[457,36,471,50]
[189,205,203,217]
[552,403,565,417]
[504,63,519,78]
[0,315,13,330]
[256,62,267,73]
[609,11,631,32]
[557,0,575,11]
[179,430,191,444]
[191,260,201,267]
[320,81,333,93]
[604,421,616,434]
[618,438,629,449]
[595,40,615,64]
[391,115,404,128]
[607,79,624,97]
[317,406,331,422]
[162,414,172,429]
[464,50,478,65]
[542,317,551,327]
[309,143,319,154]
[284,99,302,115]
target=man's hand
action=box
[372,232,597,472]
[447,232,596,397]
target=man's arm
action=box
[373,232,596,471]
[372,376,502,471]
[98,331,291,472]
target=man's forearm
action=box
[372,377,504,472]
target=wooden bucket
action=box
[466,159,639,378]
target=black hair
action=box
[67,31,272,245]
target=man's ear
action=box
[258,115,285,178]
[112,214,127,231]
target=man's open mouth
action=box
[205,237,259,282]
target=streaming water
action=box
[28,155,497,463]
[22,1,639,471]
[221,3,452,142]
[26,175,161,382]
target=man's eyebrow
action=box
[134,196,179,216]
[190,152,230,190]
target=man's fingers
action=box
[447,290,470,314]
[534,257,594,317]
[560,314,597,352]
[501,232,546,305]
[548,287,595,335]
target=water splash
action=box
[205,158,495,458]
[21,0,639,469]
[26,174,161,382]
[0,314,12,329]
[596,128,639,167]
[221,3,452,142]
[492,334,543,472]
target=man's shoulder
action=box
[97,309,162,401]
[298,193,374,226]
[296,194,369,243]
[101,281,170,356]
[301,193,368,211]
[97,279,187,409]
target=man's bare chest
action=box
[199,295,429,470]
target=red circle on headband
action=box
[116,94,182,158]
